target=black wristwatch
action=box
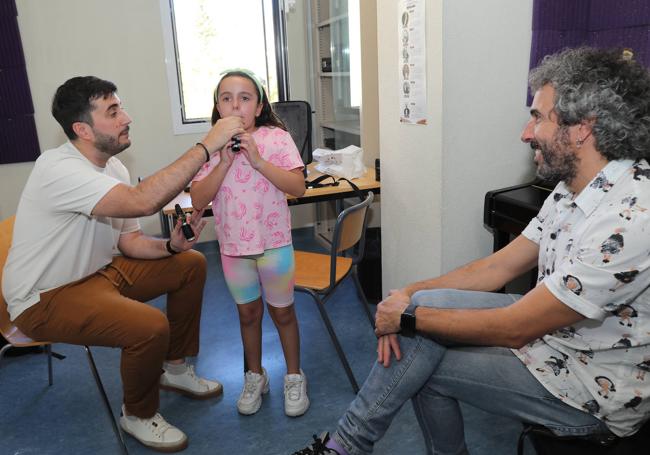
[400,303,417,337]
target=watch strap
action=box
[166,239,179,255]
[400,303,417,337]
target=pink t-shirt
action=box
[193,126,304,256]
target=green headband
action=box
[216,68,265,101]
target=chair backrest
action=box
[0,216,22,342]
[328,192,374,286]
[272,100,313,167]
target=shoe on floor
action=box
[119,405,188,453]
[292,432,340,455]
[237,367,269,415]
[160,363,223,399]
[284,369,310,417]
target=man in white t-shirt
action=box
[2,76,244,452]
[292,48,650,455]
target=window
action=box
[159,0,288,134]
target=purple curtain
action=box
[0,0,40,164]
[528,0,650,103]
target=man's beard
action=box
[93,128,130,156]
[532,126,578,185]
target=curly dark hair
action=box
[211,70,286,131]
[529,47,650,161]
[51,76,117,140]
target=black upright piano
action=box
[483,180,555,253]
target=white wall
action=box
[2,0,313,235]
[377,0,535,292]
[8,0,183,234]
[441,0,535,272]
[377,1,444,290]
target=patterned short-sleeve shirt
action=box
[515,158,650,436]
[192,126,304,256]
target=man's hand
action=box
[377,334,402,368]
[168,207,207,252]
[375,289,410,337]
[202,116,245,153]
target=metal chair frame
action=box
[294,192,375,393]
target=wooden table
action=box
[160,163,380,236]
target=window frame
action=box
[158,0,289,135]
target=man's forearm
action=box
[92,145,207,218]
[118,232,171,259]
[135,146,207,214]
[402,235,539,297]
[403,257,505,296]
[414,306,521,347]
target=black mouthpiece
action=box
[231,137,241,152]
[174,204,196,241]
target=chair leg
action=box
[308,291,360,393]
[84,346,129,455]
[517,425,533,455]
[45,344,53,386]
[0,343,11,362]
[351,266,375,329]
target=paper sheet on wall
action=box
[399,0,427,125]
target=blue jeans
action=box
[333,289,611,455]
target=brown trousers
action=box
[14,250,207,418]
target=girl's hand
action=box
[237,133,265,171]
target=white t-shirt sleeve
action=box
[105,158,142,234]
[39,154,122,216]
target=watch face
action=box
[400,306,417,337]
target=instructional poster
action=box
[399,0,427,125]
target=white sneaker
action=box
[119,405,188,452]
[237,367,269,415]
[160,364,223,399]
[284,369,310,417]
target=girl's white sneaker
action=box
[284,369,310,417]
[237,367,270,415]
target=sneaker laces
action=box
[183,364,211,391]
[145,413,174,439]
[285,377,303,401]
[242,371,263,398]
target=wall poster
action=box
[399,0,427,125]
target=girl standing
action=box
[191,69,309,417]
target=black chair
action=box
[272,100,313,174]
[517,419,650,455]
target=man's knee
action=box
[411,289,515,312]
[176,249,207,282]
[412,289,464,309]
[133,309,170,345]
